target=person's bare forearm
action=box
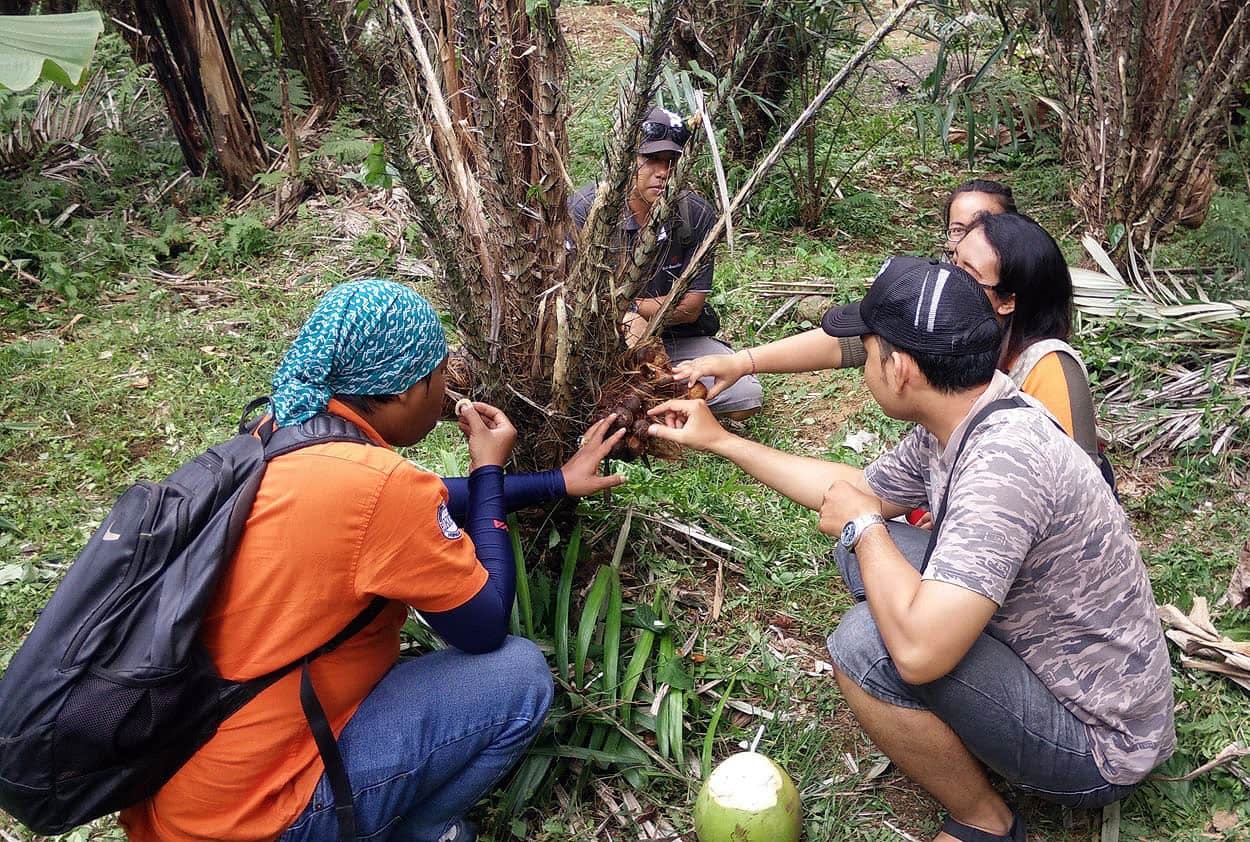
[707,431,865,510]
[854,527,998,685]
[635,295,700,324]
[745,327,844,374]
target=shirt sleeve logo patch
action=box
[437,502,462,539]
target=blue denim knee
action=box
[826,602,926,710]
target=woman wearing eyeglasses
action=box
[948,212,1110,483]
[674,188,1111,484]
[943,179,1017,255]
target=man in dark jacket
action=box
[569,106,762,418]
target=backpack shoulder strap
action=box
[674,191,697,249]
[1007,338,1089,387]
[263,411,377,460]
[920,395,1029,572]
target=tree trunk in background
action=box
[1042,0,1250,258]
[99,0,268,196]
[183,0,267,193]
[671,0,809,160]
[272,0,345,113]
[100,0,210,174]
[43,0,80,11]
[0,0,35,14]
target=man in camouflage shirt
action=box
[647,257,1174,842]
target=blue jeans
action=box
[280,636,553,842]
[828,522,1138,809]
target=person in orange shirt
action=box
[120,279,625,842]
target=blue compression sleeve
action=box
[423,465,515,653]
[441,469,566,524]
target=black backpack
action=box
[0,399,386,839]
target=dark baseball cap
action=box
[822,256,1001,356]
[638,106,690,156]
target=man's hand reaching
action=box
[670,353,751,400]
[561,415,628,496]
[645,399,731,453]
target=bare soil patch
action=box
[561,4,645,56]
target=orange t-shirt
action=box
[120,401,488,842]
[1017,351,1101,463]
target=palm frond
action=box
[1074,238,1250,457]
[0,76,105,177]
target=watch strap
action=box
[851,513,886,548]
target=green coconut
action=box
[693,751,802,842]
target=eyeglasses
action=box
[641,120,691,146]
[946,223,971,242]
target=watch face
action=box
[840,521,856,548]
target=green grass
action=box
[4,6,1250,842]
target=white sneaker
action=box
[437,820,477,842]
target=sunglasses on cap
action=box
[641,120,692,146]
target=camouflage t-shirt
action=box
[863,372,1175,785]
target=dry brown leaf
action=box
[1209,810,1238,833]
[1222,538,1250,609]
[1160,598,1250,691]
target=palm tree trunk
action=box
[101,0,268,195]
[272,0,346,113]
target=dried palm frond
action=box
[0,76,105,177]
[1099,360,1250,456]
[1074,236,1250,456]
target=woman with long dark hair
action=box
[951,211,1101,465]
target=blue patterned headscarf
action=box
[271,279,448,426]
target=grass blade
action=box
[603,567,622,705]
[499,752,554,816]
[701,676,737,779]
[609,507,633,570]
[656,630,676,760]
[667,685,684,766]
[554,522,582,683]
[508,514,534,640]
[574,566,611,689]
[618,623,657,727]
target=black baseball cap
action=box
[638,106,690,156]
[822,256,1001,356]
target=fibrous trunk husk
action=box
[1040,0,1250,261]
[99,0,269,194]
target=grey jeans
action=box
[827,522,1139,808]
[663,335,763,414]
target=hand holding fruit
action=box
[645,399,729,453]
[458,401,517,469]
[560,415,628,496]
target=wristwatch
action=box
[840,513,886,550]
